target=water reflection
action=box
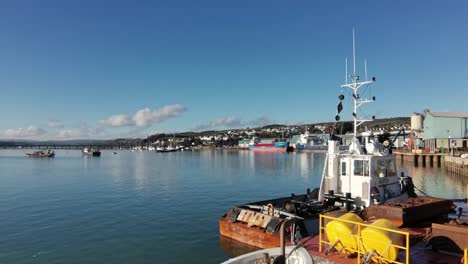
[219,235,260,257]
[131,151,146,189]
[398,159,466,199]
[2,149,468,264]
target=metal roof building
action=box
[423,111,468,151]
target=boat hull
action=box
[296,144,349,153]
[249,141,290,152]
[220,211,282,248]
[221,246,313,264]
[25,153,54,158]
[83,151,101,156]
[250,147,288,152]
[156,149,177,152]
[219,192,323,249]
[220,209,321,249]
[25,150,55,158]
[295,145,328,153]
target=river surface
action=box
[0,149,465,264]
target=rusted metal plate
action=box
[237,209,255,223]
[247,212,273,228]
[365,205,405,226]
[365,196,453,227]
[219,216,282,248]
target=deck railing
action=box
[319,214,410,264]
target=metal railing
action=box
[319,214,410,264]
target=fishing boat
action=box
[248,138,291,152]
[25,149,55,158]
[219,30,455,253]
[82,147,101,156]
[294,130,328,153]
[294,131,349,153]
[295,144,328,153]
[156,134,183,152]
[156,146,178,152]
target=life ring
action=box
[266,203,275,216]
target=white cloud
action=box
[48,119,64,128]
[55,123,105,139]
[99,114,133,127]
[151,104,187,123]
[100,104,187,128]
[56,129,84,139]
[193,116,243,131]
[133,108,153,127]
[1,126,47,139]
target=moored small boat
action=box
[295,144,328,152]
[156,146,176,152]
[82,147,101,156]
[25,149,55,158]
[293,131,349,153]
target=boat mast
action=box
[340,29,375,153]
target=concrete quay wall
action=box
[445,156,468,177]
[394,151,443,167]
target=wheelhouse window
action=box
[354,160,369,176]
[386,159,396,176]
[376,160,386,177]
[341,162,347,176]
[375,159,396,177]
[364,160,369,176]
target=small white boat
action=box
[82,147,101,157]
[221,245,313,264]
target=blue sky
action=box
[0,0,467,140]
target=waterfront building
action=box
[422,111,468,151]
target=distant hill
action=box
[144,116,410,140]
[260,124,287,129]
[311,117,410,130]
[0,139,142,147]
[0,117,410,146]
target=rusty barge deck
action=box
[301,234,462,264]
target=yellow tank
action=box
[325,213,362,252]
[361,219,403,263]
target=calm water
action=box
[0,149,465,264]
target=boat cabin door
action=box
[339,157,371,207]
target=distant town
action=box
[0,117,411,149]
[2,111,467,154]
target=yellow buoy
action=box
[325,213,362,252]
[361,219,403,263]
